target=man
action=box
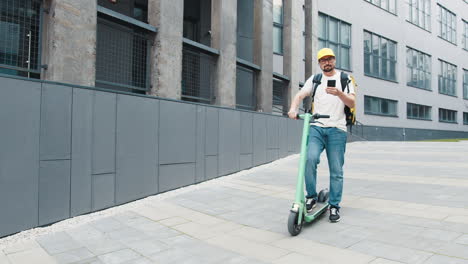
[287,48,356,222]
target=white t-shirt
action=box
[302,71,355,131]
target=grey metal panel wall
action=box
[0,75,302,237]
[205,107,219,155]
[38,160,71,225]
[159,101,197,164]
[205,156,218,180]
[240,112,253,170]
[116,95,158,204]
[267,116,280,162]
[38,83,72,226]
[0,78,40,238]
[71,89,93,216]
[195,106,206,183]
[93,173,116,211]
[253,114,267,166]
[92,92,117,175]
[278,117,288,157]
[218,109,241,176]
[40,84,72,160]
[159,163,196,192]
[205,108,219,179]
[288,119,301,153]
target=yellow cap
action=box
[317,48,336,61]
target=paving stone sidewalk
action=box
[1,141,468,264]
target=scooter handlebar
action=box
[296,113,330,120]
[313,114,330,119]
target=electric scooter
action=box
[288,113,330,236]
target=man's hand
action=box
[288,110,298,119]
[325,87,343,96]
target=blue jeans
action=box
[305,126,347,208]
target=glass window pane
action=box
[364,53,371,74]
[390,61,396,80]
[318,14,327,39]
[340,24,350,45]
[329,18,339,42]
[273,0,283,23]
[364,31,372,53]
[381,38,388,58]
[340,47,350,69]
[389,0,396,13]
[319,40,326,50]
[381,100,389,114]
[273,26,283,53]
[389,42,396,60]
[372,55,380,76]
[406,48,412,66]
[412,5,418,24]
[381,0,388,11]
[407,67,412,85]
[328,43,338,56]
[382,58,388,79]
[372,35,380,55]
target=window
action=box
[364,0,396,14]
[439,108,457,123]
[236,65,256,110]
[407,103,431,120]
[406,47,431,90]
[408,0,431,31]
[95,4,152,93]
[364,31,397,81]
[183,0,212,46]
[364,95,398,116]
[318,13,351,70]
[438,59,457,96]
[464,112,468,125]
[464,69,468,100]
[0,0,42,78]
[273,0,283,54]
[272,78,287,115]
[463,20,468,50]
[237,0,254,62]
[437,4,456,44]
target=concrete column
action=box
[283,1,302,113]
[148,0,183,100]
[212,0,237,108]
[254,0,273,113]
[41,0,96,86]
[305,0,319,78]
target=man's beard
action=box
[322,65,334,72]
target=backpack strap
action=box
[311,73,322,101]
[340,72,350,94]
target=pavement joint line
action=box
[219,178,468,223]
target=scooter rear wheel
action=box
[287,211,303,236]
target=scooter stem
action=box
[295,114,311,206]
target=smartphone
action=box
[327,80,336,87]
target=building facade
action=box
[307,0,468,139]
[1,0,467,140]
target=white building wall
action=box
[316,0,468,132]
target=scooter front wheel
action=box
[287,211,303,236]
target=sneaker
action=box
[305,198,317,212]
[329,206,340,222]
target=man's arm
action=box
[287,89,310,119]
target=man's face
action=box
[319,56,336,73]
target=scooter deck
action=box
[304,202,328,222]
